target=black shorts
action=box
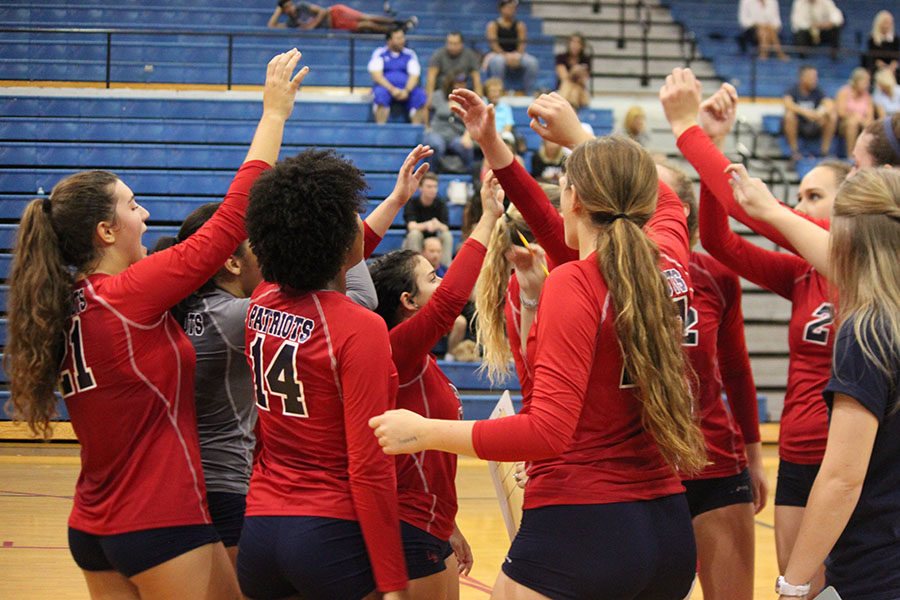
[68,524,219,578]
[237,516,375,600]
[207,491,246,547]
[401,521,452,580]
[682,469,754,518]
[502,495,697,600]
[775,459,821,507]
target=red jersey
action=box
[472,176,692,508]
[684,252,760,480]
[698,182,831,464]
[61,160,269,535]
[244,285,406,593]
[388,238,486,541]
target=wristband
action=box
[775,576,810,597]
[520,294,539,310]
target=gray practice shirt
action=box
[183,289,256,495]
[428,47,481,92]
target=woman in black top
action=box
[485,0,539,94]
[555,33,591,109]
[862,10,899,79]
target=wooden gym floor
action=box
[0,442,781,599]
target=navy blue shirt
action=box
[786,84,826,127]
[823,316,900,600]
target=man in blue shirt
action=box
[368,27,428,125]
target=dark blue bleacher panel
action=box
[0,392,71,421]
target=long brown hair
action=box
[566,136,706,473]
[5,171,118,437]
[829,168,900,410]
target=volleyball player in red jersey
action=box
[3,50,306,599]
[370,89,707,599]
[236,147,408,600]
[365,175,504,600]
[661,69,849,593]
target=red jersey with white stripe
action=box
[62,160,269,535]
[389,238,486,541]
[244,285,406,593]
[684,126,831,465]
[473,175,693,508]
[683,252,760,480]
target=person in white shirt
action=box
[739,0,789,60]
[790,0,844,59]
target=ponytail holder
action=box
[611,213,629,222]
[41,197,52,214]
[882,117,900,163]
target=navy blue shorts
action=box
[237,516,376,600]
[401,521,452,579]
[372,84,427,111]
[207,491,246,547]
[502,495,697,600]
[68,524,220,578]
[682,468,754,518]
[775,459,821,507]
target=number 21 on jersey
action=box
[249,334,309,418]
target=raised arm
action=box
[363,145,433,258]
[298,5,328,30]
[267,6,285,28]
[107,50,307,323]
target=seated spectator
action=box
[862,11,899,80]
[738,0,788,60]
[555,33,592,109]
[423,71,475,174]
[783,64,837,161]
[790,0,843,60]
[368,27,427,125]
[620,105,651,147]
[836,68,875,158]
[485,0,540,95]
[268,1,416,32]
[873,68,900,119]
[484,77,514,134]
[422,236,448,278]
[530,138,565,183]
[426,32,483,114]
[403,173,454,267]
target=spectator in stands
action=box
[422,236,448,278]
[424,71,475,174]
[790,0,843,60]
[369,27,427,125]
[783,65,837,162]
[403,173,454,267]
[530,138,565,183]
[620,105,651,147]
[862,11,899,80]
[484,77,515,134]
[426,32,483,115]
[485,0,540,95]
[267,0,417,32]
[836,68,875,160]
[738,0,789,60]
[873,68,900,118]
[555,33,592,109]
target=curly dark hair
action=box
[246,149,367,292]
[369,249,420,329]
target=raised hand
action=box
[506,244,547,302]
[369,409,429,454]
[448,88,498,147]
[390,145,433,205]
[660,67,703,139]
[262,48,309,122]
[480,171,506,221]
[725,163,782,221]
[699,83,739,143]
[527,92,593,149]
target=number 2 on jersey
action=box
[59,317,97,397]
[249,334,308,418]
[802,302,834,345]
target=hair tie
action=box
[611,213,629,222]
[41,197,52,214]
[882,117,900,163]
